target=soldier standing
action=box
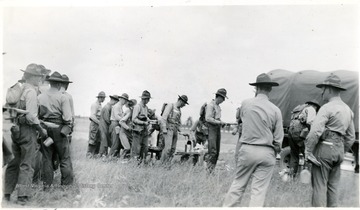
[38,71,74,189]
[119,99,137,159]
[98,94,119,156]
[223,74,283,207]
[160,95,189,163]
[305,74,355,207]
[4,64,47,205]
[204,88,228,173]
[86,91,106,158]
[131,90,151,162]
[109,93,129,157]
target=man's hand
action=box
[39,128,48,139]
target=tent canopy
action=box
[267,69,359,133]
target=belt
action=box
[241,142,273,149]
[321,141,334,146]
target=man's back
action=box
[240,94,283,146]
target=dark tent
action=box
[267,69,359,133]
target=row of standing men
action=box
[86,87,231,174]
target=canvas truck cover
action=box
[267,69,359,133]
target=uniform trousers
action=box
[41,125,74,187]
[99,122,111,156]
[87,121,100,156]
[311,132,344,207]
[223,144,276,207]
[161,125,178,162]
[205,123,221,172]
[4,124,37,197]
[131,129,148,160]
[109,121,121,157]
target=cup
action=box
[43,137,54,147]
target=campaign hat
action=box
[178,95,189,105]
[249,73,279,86]
[316,73,346,91]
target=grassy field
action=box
[2,117,359,207]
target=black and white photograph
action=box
[1,0,359,208]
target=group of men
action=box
[86,87,231,173]
[3,66,356,207]
[3,64,75,205]
[223,73,355,207]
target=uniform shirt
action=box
[90,100,102,124]
[110,102,125,122]
[239,93,284,148]
[160,103,182,130]
[298,106,317,126]
[38,87,72,124]
[306,96,355,152]
[120,107,134,130]
[205,99,222,125]
[132,101,149,125]
[100,102,113,125]
[19,83,40,125]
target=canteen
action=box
[43,137,54,147]
[300,168,311,184]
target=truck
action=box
[267,69,359,171]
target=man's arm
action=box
[24,89,40,125]
[344,113,356,153]
[272,110,284,153]
[205,102,221,125]
[305,107,328,158]
[119,110,131,130]
[103,105,112,125]
[61,95,72,125]
[132,105,144,125]
[89,102,100,124]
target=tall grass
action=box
[2,117,358,207]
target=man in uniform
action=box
[305,73,355,207]
[119,99,137,159]
[98,94,119,156]
[204,88,228,173]
[38,71,74,189]
[223,73,283,207]
[109,93,129,157]
[160,95,189,162]
[4,64,47,205]
[131,90,151,162]
[288,99,320,177]
[86,91,106,158]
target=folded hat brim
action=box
[119,96,130,101]
[215,93,228,99]
[249,82,279,86]
[316,84,346,91]
[20,69,42,76]
[110,96,120,100]
[46,77,68,83]
[306,101,321,108]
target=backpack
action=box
[199,103,207,121]
[6,82,24,108]
[160,103,174,117]
[289,104,309,141]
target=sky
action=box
[1,1,359,122]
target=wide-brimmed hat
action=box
[109,95,120,101]
[46,71,68,83]
[140,90,152,99]
[20,63,43,76]
[215,88,228,99]
[316,73,346,91]
[96,91,106,98]
[305,99,321,110]
[37,65,51,76]
[128,99,137,107]
[249,73,279,86]
[119,93,129,101]
[61,74,73,83]
[178,95,189,105]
